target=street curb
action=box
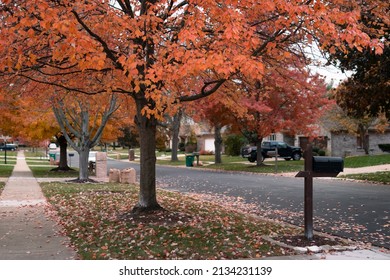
[262,235,362,255]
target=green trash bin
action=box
[185,154,194,167]
[49,152,56,160]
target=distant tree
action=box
[117,125,139,149]
[0,84,61,156]
[192,82,244,164]
[237,66,332,165]
[225,134,247,157]
[334,47,389,119]
[328,0,389,118]
[52,92,119,181]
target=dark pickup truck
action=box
[0,144,17,151]
[241,141,302,162]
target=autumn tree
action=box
[327,0,389,118]
[117,125,139,148]
[237,64,332,165]
[0,77,124,176]
[0,81,77,171]
[334,47,389,119]
[52,92,120,181]
[0,0,382,212]
[0,82,59,149]
[191,82,244,164]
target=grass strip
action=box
[0,165,14,177]
[29,166,80,178]
[341,171,390,184]
[41,182,298,260]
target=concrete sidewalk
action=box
[0,151,77,260]
[340,164,390,175]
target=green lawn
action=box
[157,155,250,167]
[0,152,16,177]
[29,165,80,178]
[41,182,299,260]
[344,154,390,168]
[0,151,17,166]
[0,165,14,177]
[158,153,390,174]
[341,172,390,184]
[24,150,47,158]
[25,157,51,165]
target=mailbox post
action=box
[304,147,314,240]
[295,144,344,240]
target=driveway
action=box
[107,159,390,249]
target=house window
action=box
[268,134,276,141]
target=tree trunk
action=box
[256,138,263,166]
[133,99,162,212]
[358,123,369,155]
[171,109,183,162]
[214,124,223,164]
[51,134,71,172]
[57,135,71,170]
[78,147,90,181]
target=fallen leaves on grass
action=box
[41,182,296,260]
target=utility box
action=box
[95,152,107,178]
[312,156,344,173]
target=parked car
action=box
[241,141,302,162]
[88,151,97,172]
[48,143,57,150]
[0,143,17,151]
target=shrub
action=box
[178,142,185,152]
[313,147,326,156]
[224,134,247,156]
[378,144,390,152]
[318,150,326,156]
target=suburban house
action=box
[269,119,390,157]
[169,109,390,157]
[169,120,226,154]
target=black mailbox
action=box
[312,156,344,173]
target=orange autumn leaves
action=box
[1,0,382,117]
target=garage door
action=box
[204,139,215,152]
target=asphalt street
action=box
[107,159,390,249]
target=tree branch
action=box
[71,10,123,70]
[116,0,134,17]
[18,73,105,95]
[179,79,226,102]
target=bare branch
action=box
[116,0,134,17]
[179,79,226,102]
